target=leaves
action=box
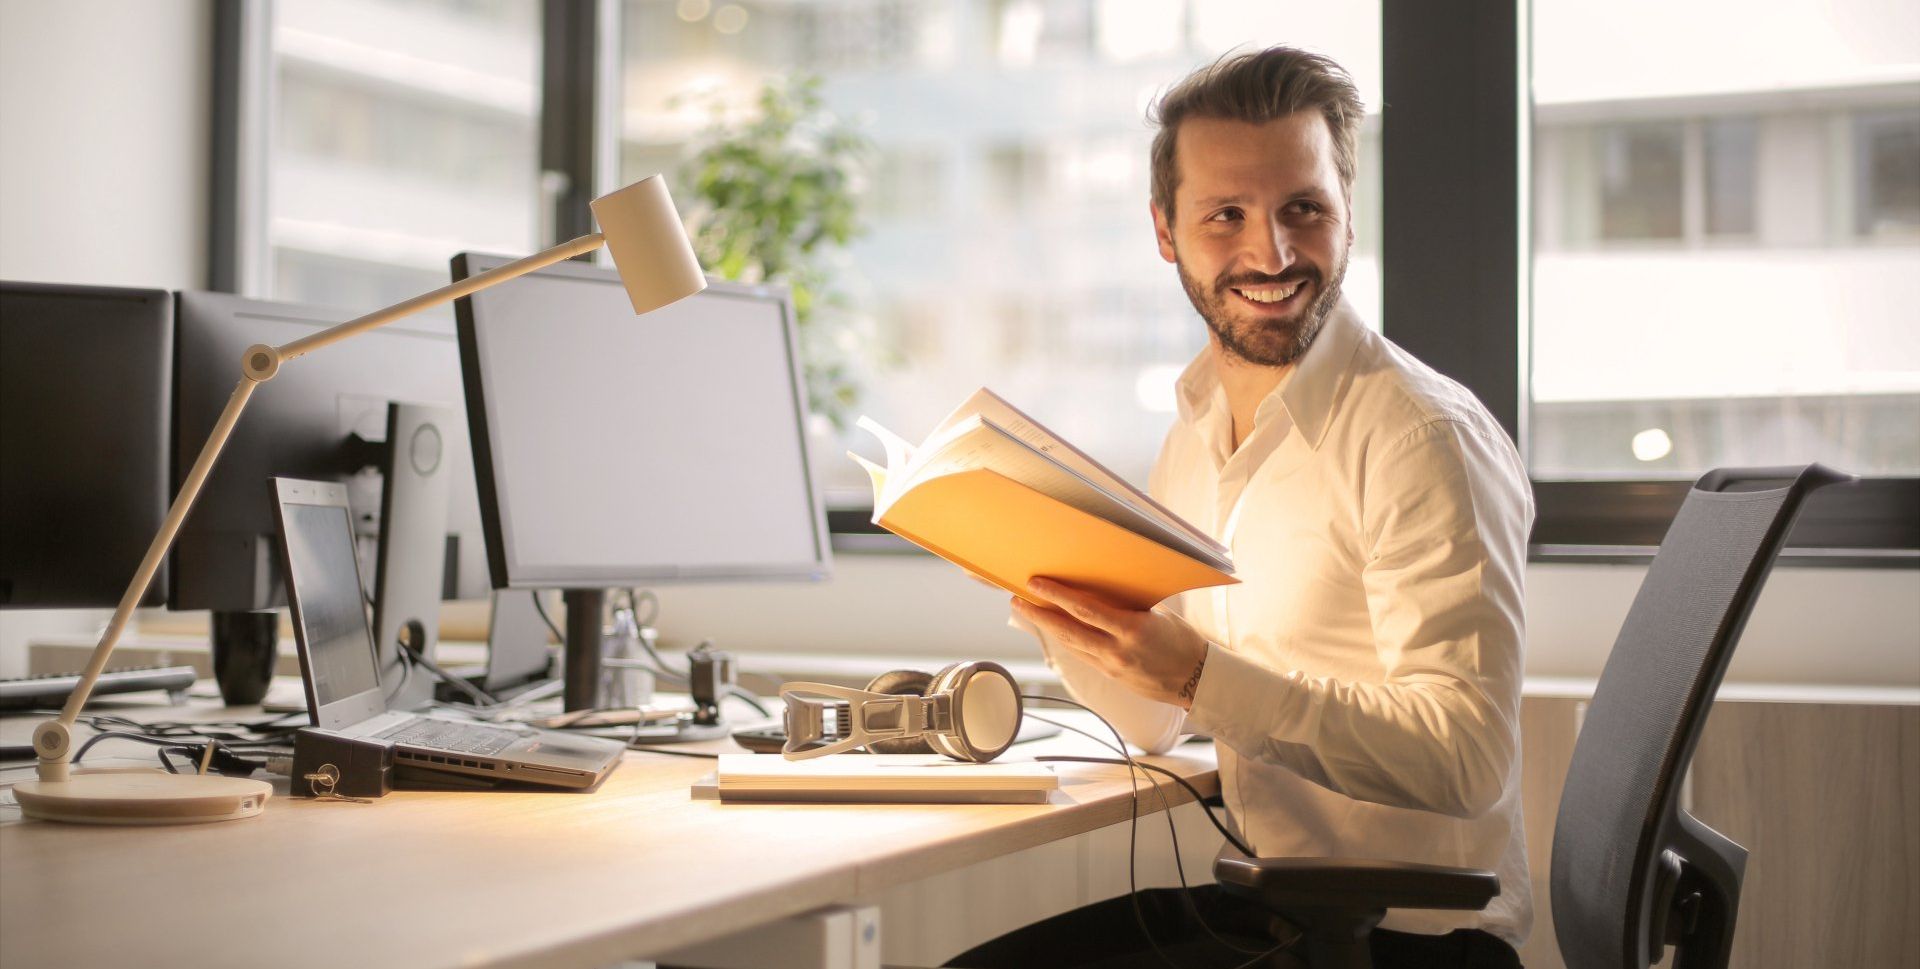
[677,74,873,430]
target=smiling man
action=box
[950,48,1533,969]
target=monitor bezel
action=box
[270,476,389,730]
[452,252,833,590]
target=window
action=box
[241,1,543,318]
[617,0,1383,500]
[1598,123,1685,241]
[1855,109,1920,241]
[1530,0,1920,481]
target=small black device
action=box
[271,476,623,791]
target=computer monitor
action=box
[171,292,493,699]
[0,281,173,609]
[171,290,493,612]
[453,253,830,710]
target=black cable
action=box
[70,731,204,774]
[530,590,565,648]
[1022,698,1291,965]
[397,640,498,707]
[1024,716,1270,959]
[1035,754,1253,858]
[382,650,414,703]
[726,687,770,718]
[1022,694,1172,967]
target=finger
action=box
[1013,597,1112,656]
[1026,578,1128,635]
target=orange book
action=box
[852,389,1236,610]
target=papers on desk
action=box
[698,754,1059,804]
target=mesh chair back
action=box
[1548,465,1848,969]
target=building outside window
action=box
[1530,0,1920,479]
[265,0,543,320]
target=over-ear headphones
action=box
[779,661,1023,763]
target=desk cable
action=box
[1022,694,1295,969]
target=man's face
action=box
[1153,111,1353,368]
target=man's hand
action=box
[1014,577,1211,710]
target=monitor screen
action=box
[0,282,172,608]
[455,255,830,588]
[281,500,381,708]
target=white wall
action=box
[1,0,1912,690]
[0,0,213,676]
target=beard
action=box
[1176,248,1347,368]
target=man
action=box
[950,47,1532,969]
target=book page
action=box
[905,418,1232,571]
[947,388,1227,558]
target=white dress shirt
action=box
[1029,301,1534,944]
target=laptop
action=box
[271,477,622,790]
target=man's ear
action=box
[1151,200,1177,264]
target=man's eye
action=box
[1287,201,1323,216]
[1208,208,1242,223]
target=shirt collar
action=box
[1173,299,1367,451]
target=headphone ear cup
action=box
[926,661,1022,764]
[862,669,937,754]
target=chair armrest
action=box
[1213,843,1499,912]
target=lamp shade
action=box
[591,175,708,315]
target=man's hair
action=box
[1148,47,1365,222]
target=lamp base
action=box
[14,769,271,825]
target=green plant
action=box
[677,75,872,430]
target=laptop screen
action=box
[281,501,381,709]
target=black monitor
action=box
[453,253,830,710]
[0,281,173,609]
[170,291,493,699]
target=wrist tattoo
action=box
[1176,654,1206,703]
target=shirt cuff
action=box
[1185,642,1299,749]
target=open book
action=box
[851,388,1236,610]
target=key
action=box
[303,763,372,803]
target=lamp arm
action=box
[32,376,260,781]
[30,230,609,782]
[275,232,604,364]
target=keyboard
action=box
[0,665,198,711]
[375,717,526,757]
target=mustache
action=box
[1213,268,1320,294]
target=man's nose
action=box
[1241,217,1295,276]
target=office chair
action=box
[1214,464,1852,969]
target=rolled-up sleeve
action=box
[1184,418,1531,819]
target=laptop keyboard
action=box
[375,718,525,757]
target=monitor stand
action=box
[561,588,607,712]
[558,589,735,741]
[369,402,455,711]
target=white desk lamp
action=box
[15,175,707,825]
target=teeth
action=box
[1237,281,1302,303]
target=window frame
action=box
[1380,0,1917,567]
[211,0,1919,566]
[208,0,618,299]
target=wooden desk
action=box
[0,699,1220,969]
